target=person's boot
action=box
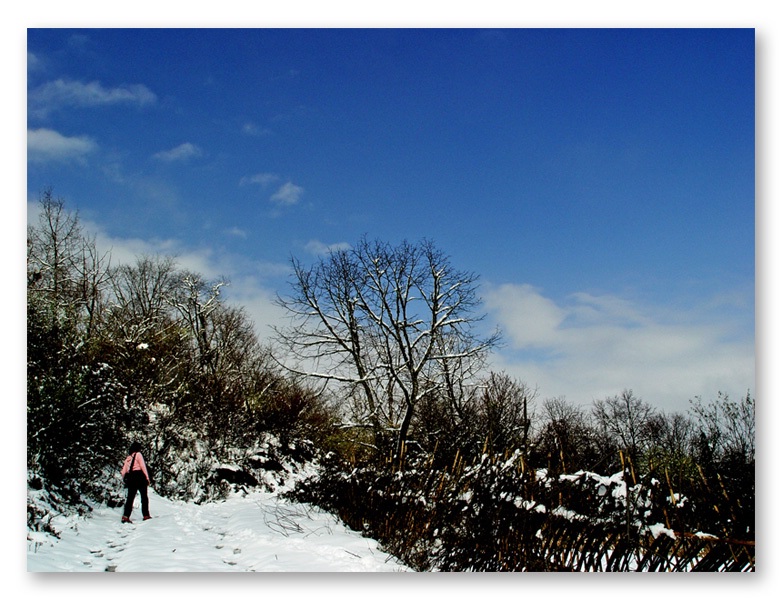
[143,516,152,521]
[121,516,132,523]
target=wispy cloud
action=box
[29,78,156,118]
[241,122,272,137]
[225,227,248,239]
[153,143,203,163]
[67,33,91,50]
[304,239,352,256]
[484,283,754,412]
[240,173,304,213]
[270,182,304,207]
[27,51,43,73]
[27,128,97,164]
[240,172,280,187]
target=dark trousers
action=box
[123,471,150,519]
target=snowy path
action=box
[27,489,409,572]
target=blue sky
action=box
[25,27,755,413]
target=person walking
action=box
[121,441,152,523]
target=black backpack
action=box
[122,452,137,487]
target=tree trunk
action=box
[395,401,415,463]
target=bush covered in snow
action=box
[289,442,754,571]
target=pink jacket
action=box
[121,452,150,484]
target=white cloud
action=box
[29,78,156,117]
[153,142,203,163]
[240,172,279,187]
[27,128,97,164]
[485,283,566,348]
[304,239,352,256]
[270,181,304,206]
[484,283,754,413]
[218,274,289,339]
[240,175,304,211]
[225,227,248,239]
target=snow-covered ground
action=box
[27,487,409,572]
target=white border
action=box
[8,2,776,597]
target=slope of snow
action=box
[27,487,409,572]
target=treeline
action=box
[27,190,754,570]
[290,386,754,570]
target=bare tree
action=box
[28,188,111,336]
[592,389,657,465]
[475,372,536,455]
[646,411,696,460]
[167,271,228,375]
[107,255,180,344]
[274,237,500,459]
[27,191,124,485]
[533,396,601,473]
[28,189,82,311]
[689,391,755,464]
[103,255,187,411]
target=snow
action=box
[647,523,676,540]
[27,487,409,572]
